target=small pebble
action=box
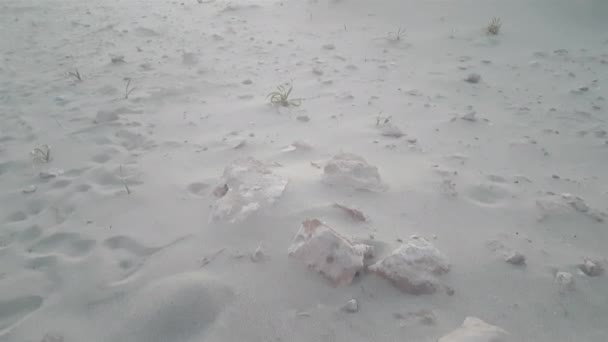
[22,185,37,194]
[296,115,310,122]
[505,251,526,265]
[250,245,265,262]
[464,73,481,84]
[342,299,359,313]
[579,258,603,277]
[555,271,575,292]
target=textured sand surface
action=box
[1,0,607,341]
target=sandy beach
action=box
[1,0,607,341]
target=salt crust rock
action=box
[369,238,450,295]
[288,219,373,286]
[323,152,386,191]
[210,158,288,223]
[438,317,509,342]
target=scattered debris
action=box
[200,248,226,267]
[333,203,368,222]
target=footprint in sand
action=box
[17,225,43,244]
[4,211,28,224]
[28,232,96,258]
[111,273,233,342]
[0,295,44,334]
[464,182,514,207]
[50,179,71,189]
[187,182,209,196]
[103,235,188,282]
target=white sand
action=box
[1,0,607,341]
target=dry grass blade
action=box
[119,165,131,195]
[388,27,407,41]
[68,69,82,82]
[124,78,137,99]
[486,17,502,35]
[31,144,51,163]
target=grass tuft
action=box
[31,144,51,163]
[388,27,407,42]
[267,84,301,107]
[486,17,502,35]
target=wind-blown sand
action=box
[1,0,607,341]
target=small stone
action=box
[296,115,310,122]
[242,79,253,85]
[461,112,477,122]
[312,67,324,76]
[251,244,265,262]
[41,333,64,342]
[379,123,405,138]
[39,168,64,179]
[464,73,481,84]
[438,317,509,342]
[342,299,358,313]
[110,55,125,64]
[579,258,604,277]
[505,251,526,265]
[22,185,37,194]
[555,271,575,292]
[322,44,336,50]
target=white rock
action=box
[251,244,265,262]
[39,168,64,179]
[438,317,509,342]
[379,123,405,138]
[22,185,37,194]
[342,299,358,313]
[369,238,450,295]
[465,73,481,84]
[461,112,477,122]
[210,158,288,223]
[95,109,120,123]
[504,251,526,265]
[555,271,575,292]
[288,219,373,286]
[579,258,604,277]
[323,153,386,192]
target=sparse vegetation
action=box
[376,114,392,126]
[267,84,301,107]
[31,144,51,163]
[124,78,137,99]
[388,27,407,42]
[119,165,131,195]
[68,69,82,82]
[486,17,502,35]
